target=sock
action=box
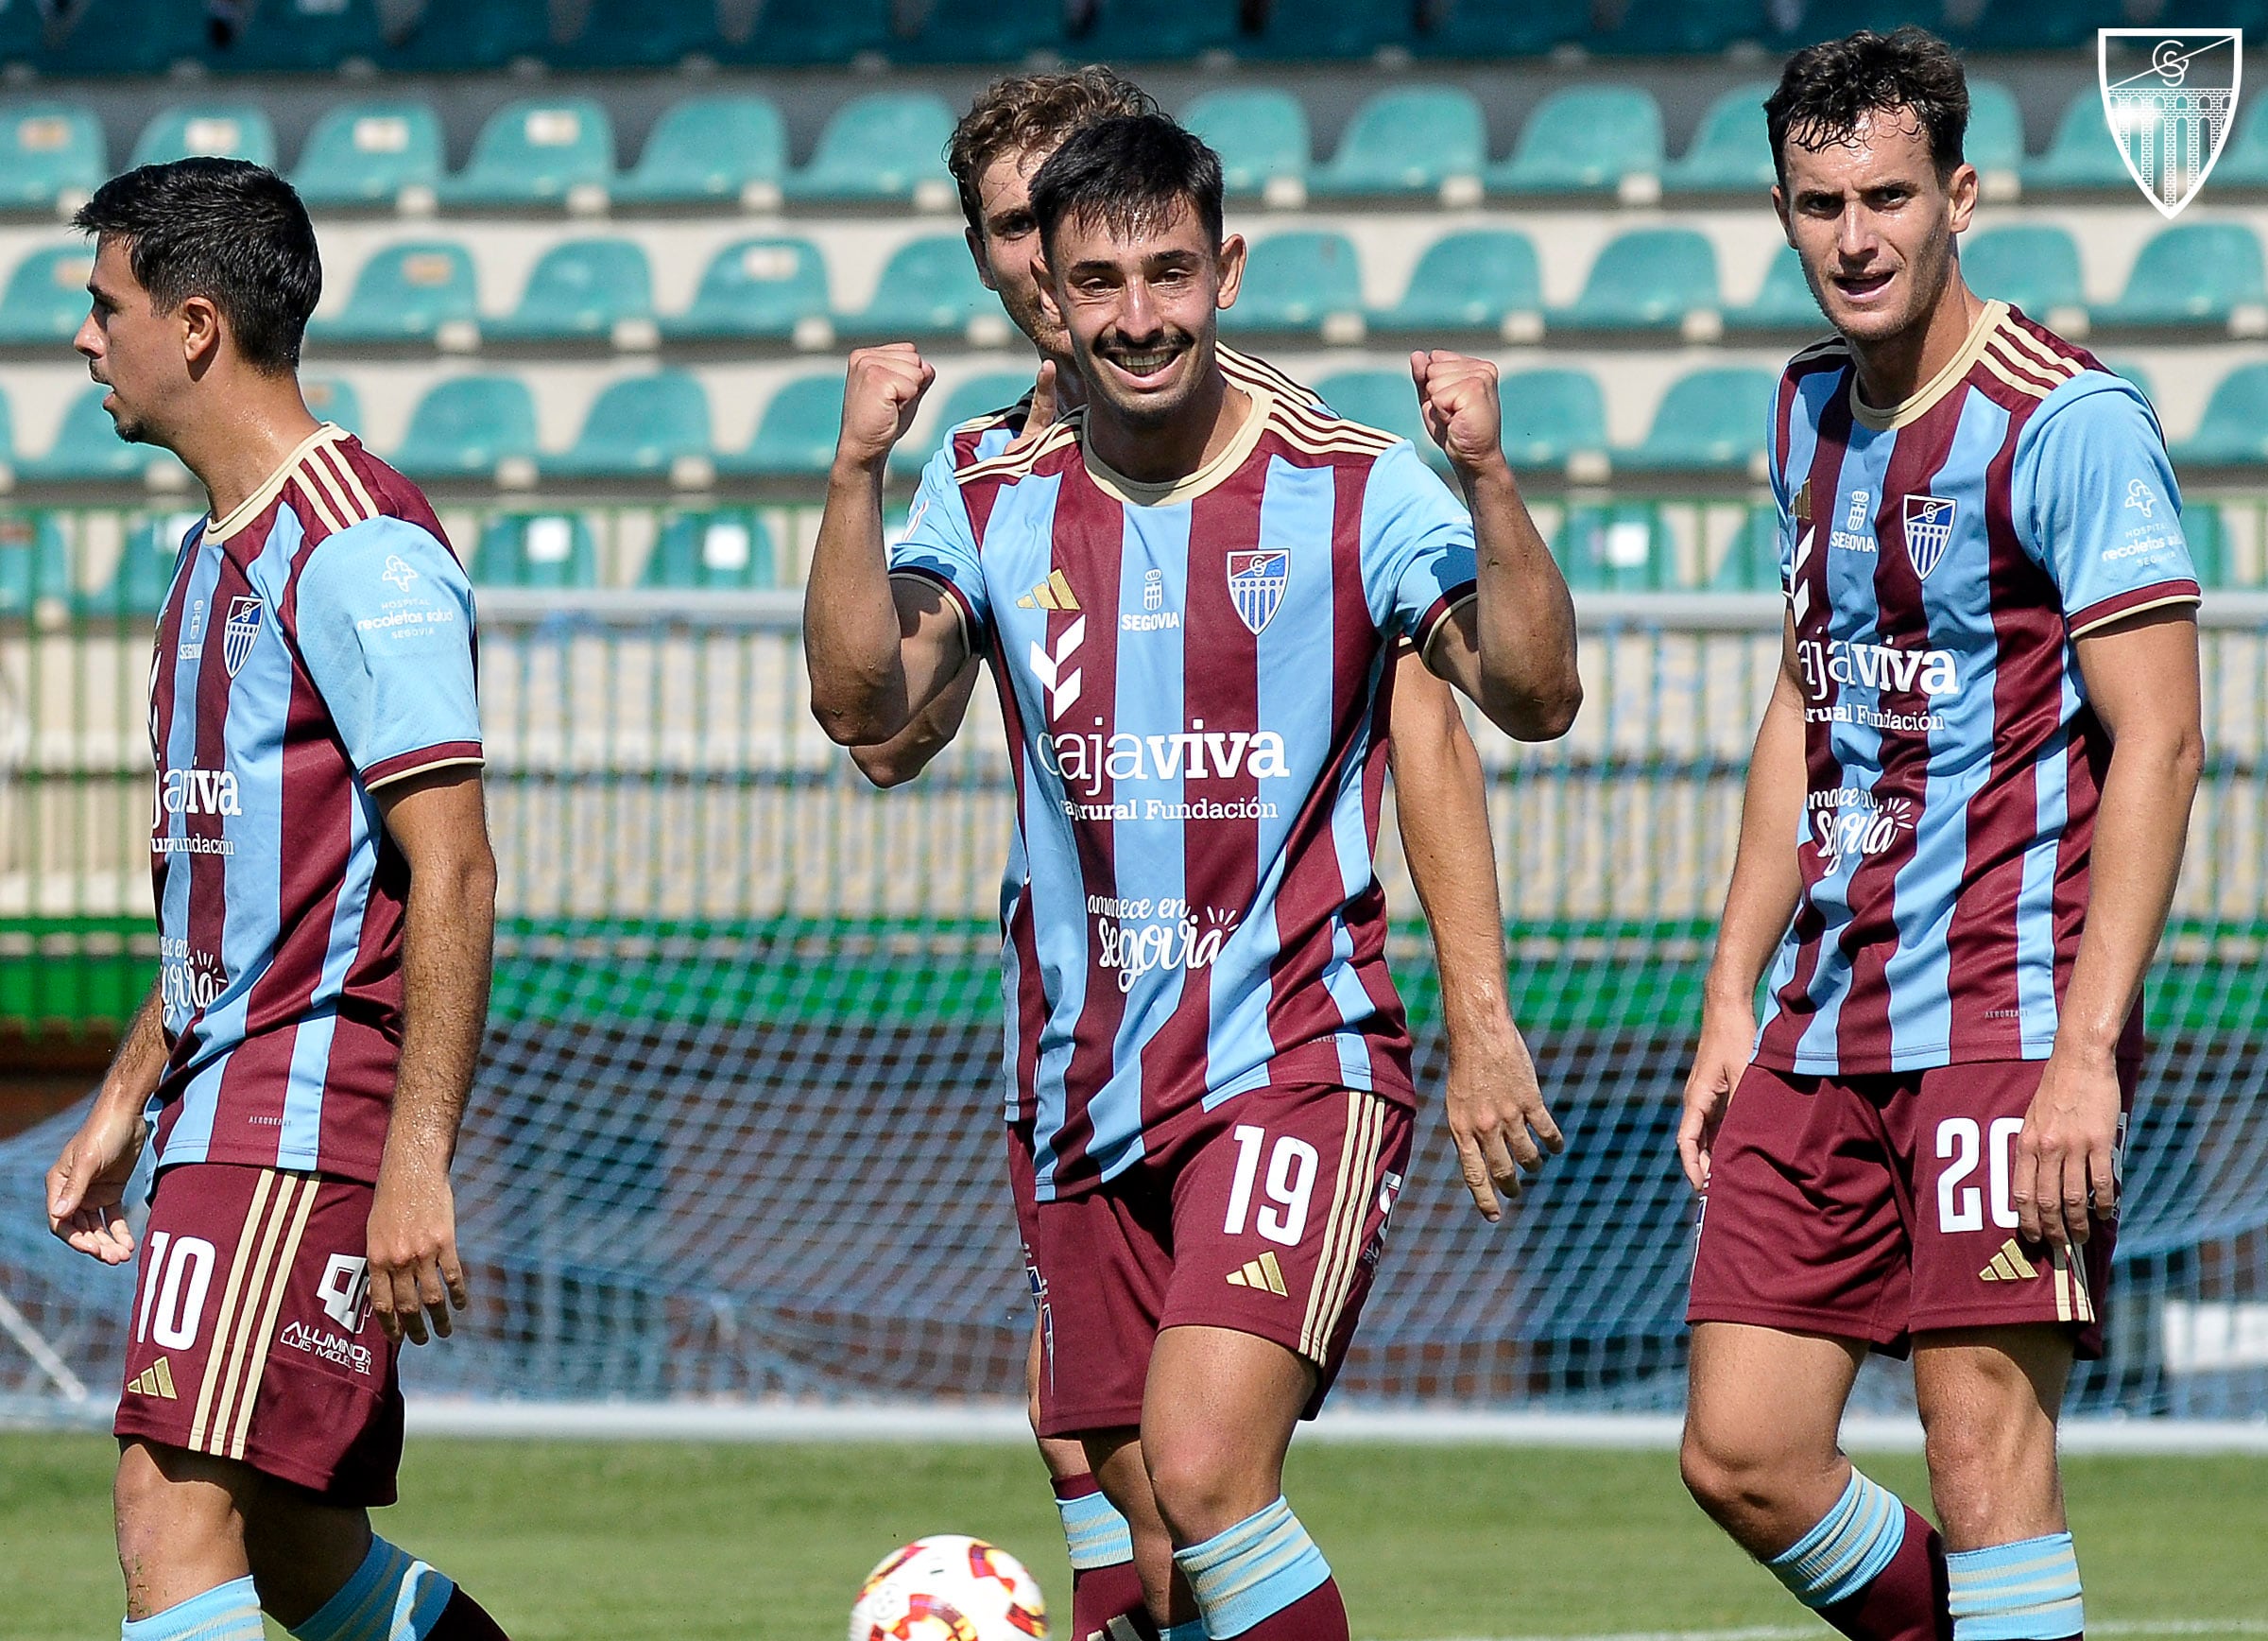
[1160,1625,1205,1641]
[1767,1473,1950,1641]
[123,1576,264,1641]
[1946,1533,2083,1641]
[1174,1498,1345,1641]
[1054,1475,1146,1641]
[292,1538,464,1641]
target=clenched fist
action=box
[1410,350,1507,477]
[836,344,936,472]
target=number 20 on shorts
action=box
[1935,1115,2028,1234]
[1224,1125,1319,1247]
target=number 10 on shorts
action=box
[1223,1125,1319,1246]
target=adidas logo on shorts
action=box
[127,1357,179,1399]
[1226,1251,1288,1297]
[1980,1238,2040,1283]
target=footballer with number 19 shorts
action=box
[1676,31,2204,1641]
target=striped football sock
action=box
[122,1575,264,1641]
[1947,1532,2084,1641]
[1174,1497,1346,1641]
[1766,1471,1949,1641]
[1053,1474,1146,1641]
[291,1537,506,1641]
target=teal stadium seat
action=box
[382,0,548,71]
[1617,368,1777,475]
[2176,503,2244,589]
[0,511,71,619]
[1710,506,1785,592]
[1595,0,1763,53]
[310,242,479,346]
[25,387,170,482]
[131,104,277,169]
[0,0,50,71]
[1251,0,1409,59]
[1071,0,1239,60]
[215,0,388,71]
[390,377,541,483]
[0,102,105,212]
[1726,246,1822,333]
[1182,91,1309,200]
[641,510,778,589]
[291,103,445,210]
[2215,96,2268,185]
[1960,226,2087,328]
[663,238,831,343]
[1413,0,1588,57]
[2094,223,2266,330]
[717,374,844,477]
[900,0,1062,62]
[441,99,616,211]
[550,0,724,67]
[1314,371,1435,469]
[90,512,203,617]
[1370,230,1540,338]
[1314,88,1485,199]
[1966,79,2027,188]
[1955,0,2113,51]
[472,513,599,589]
[1500,368,1608,475]
[614,96,787,208]
[1551,228,1720,334]
[1663,83,1775,195]
[1222,232,1363,338]
[2025,88,2130,193]
[850,236,1002,342]
[891,371,1034,479]
[1490,86,1663,198]
[301,377,363,437]
[1554,505,1679,592]
[541,373,713,481]
[0,245,94,345]
[488,239,654,343]
[721,0,893,65]
[2174,364,2268,466]
[786,94,957,206]
[38,0,207,76]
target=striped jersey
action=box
[891,366,1477,1199]
[146,423,483,1181]
[1755,302,2199,1076]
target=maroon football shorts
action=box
[1026,1083,1412,1438]
[1007,1117,1044,1315]
[115,1163,404,1504]
[1688,1058,2136,1359]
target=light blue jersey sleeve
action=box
[2014,374,2202,638]
[887,442,991,652]
[294,515,484,790]
[1357,440,1480,654]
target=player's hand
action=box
[1445,1022,1562,1221]
[835,343,936,473]
[2012,1047,2122,1249]
[1005,359,1061,455]
[366,1158,469,1345]
[1410,350,1507,478]
[44,1097,145,1264]
[1679,1001,1756,1193]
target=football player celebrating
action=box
[1677,30,2203,1641]
[805,114,1579,1641]
[43,161,510,1641]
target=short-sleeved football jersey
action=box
[1755,302,2199,1076]
[146,423,483,1181]
[890,371,1476,1199]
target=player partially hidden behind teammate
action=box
[43,161,510,1641]
[852,69,1563,1641]
[806,114,1580,1641]
[1678,31,2204,1641]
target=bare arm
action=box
[1677,613,1808,1191]
[2014,608,2203,1248]
[1388,652,1561,1220]
[849,654,983,789]
[365,766,497,1345]
[45,980,166,1262]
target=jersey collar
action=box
[204,422,349,544]
[1081,381,1273,509]
[1848,299,2007,432]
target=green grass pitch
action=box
[5,1435,2263,1640]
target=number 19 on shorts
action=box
[1224,1125,1319,1247]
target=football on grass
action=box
[850,1535,1049,1641]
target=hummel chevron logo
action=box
[1017,569,1079,611]
[1980,1238,2040,1283]
[1029,617,1085,720]
[127,1357,179,1399]
[1226,1251,1288,1296]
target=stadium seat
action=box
[441,99,616,211]
[1221,231,1363,339]
[1314,371,1435,468]
[1966,78,2026,191]
[211,0,388,71]
[301,376,362,436]
[1955,0,2117,50]
[1369,230,1541,339]
[549,0,725,67]
[1960,226,2087,330]
[487,239,655,345]
[1500,368,1609,475]
[1490,86,1664,199]
[641,509,779,589]
[719,0,894,65]
[130,103,277,169]
[89,511,201,615]
[891,371,1034,479]
[0,101,106,212]
[1725,246,1822,334]
[1553,504,1679,592]
[1616,368,1777,475]
[290,102,445,210]
[2174,363,2268,465]
[848,236,1006,344]
[542,373,713,484]
[2094,223,2267,331]
[390,376,541,483]
[1248,0,1410,60]
[22,387,152,482]
[0,511,71,620]
[613,96,787,209]
[1182,90,1310,201]
[662,238,832,344]
[1314,88,1485,200]
[0,245,93,345]
[2216,95,2268,186]
[1593,0,1764,53]
[785,94,957,207]
[35,0,207,76]
[1550,229,1721,336]
[1709,505,1785,592]
[1069,0,1241,60]
[1663,83,1775,195]
[2025,88,2130,193]
[716,374,844,477]
[382,0,549,70]
[898,0,1062,62]
[309,242,479,346]
[2176,502,2243,588]
[472,513,600,589]
[1412,0,1588,57]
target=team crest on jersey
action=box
[1226,550,1289,635]
[221,596,266,677]
[1902,496,1957,580]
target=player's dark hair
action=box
[1766,26,1968,188]
[74,158,320,374]
[948,67,1159,237]
[1029,113,1225,256]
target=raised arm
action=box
[1387,652,1561,1220]
[45,980,165,1262]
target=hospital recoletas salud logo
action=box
[2100,29,2243,218]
